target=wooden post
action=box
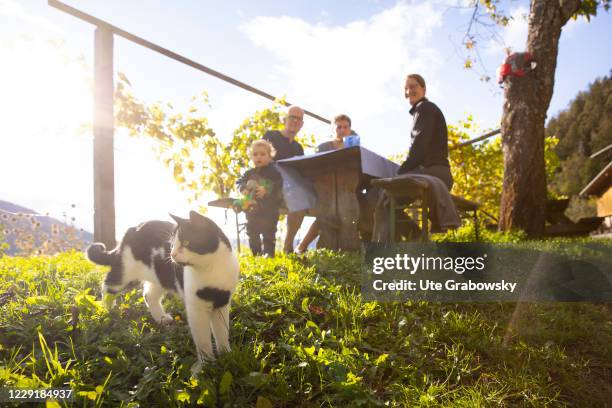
[93,27,116,248]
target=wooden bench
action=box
[370,176,480,242]
[544,199,604,237]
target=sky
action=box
[1,0,611,240]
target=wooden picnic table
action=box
[277,146,398,251]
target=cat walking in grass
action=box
[86,211,239,369]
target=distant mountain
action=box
[547,73,612,195]
[0,200,93,255]
[0,201,35,214]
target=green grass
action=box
[0,249,611,407]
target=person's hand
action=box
[255,186,266,198]
[246,180,258,190]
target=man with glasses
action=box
[264,105,305,160]
[263,105,307,252]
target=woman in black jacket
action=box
[399,73,453,190]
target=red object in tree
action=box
[497,52,535,84]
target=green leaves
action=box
[219,370,233,396]
[480,0,510,26]
[75,288,105,315]
[575,0,609,20]
[114,74,327,202]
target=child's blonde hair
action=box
[250,139,276,158]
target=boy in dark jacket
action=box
[236,139,283,257]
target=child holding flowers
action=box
[235,139,283,257]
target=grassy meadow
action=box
[0,249,611,407]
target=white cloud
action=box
[206,89,272,140]
[501,6,529,53]
[240,2,443,121]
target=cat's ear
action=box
[189,210,216,228]
[189,210,207,223]
[169,213,188,225]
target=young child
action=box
[236,139,283,257]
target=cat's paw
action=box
[160,314,174,325]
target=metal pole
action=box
[235,211,241,253]
[93,27,116,248]
[48,0,330,124]
[450,128,501,150]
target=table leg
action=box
[389,196,396,243]
[312,171,338,249]
[304,165,362,251]
[335,167,362,251]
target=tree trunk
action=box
[499,0,580,236]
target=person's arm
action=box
[398,104,435,174]
[317,140,341,153]
[316,141,325,153]
[271,168,284,196]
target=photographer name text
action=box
[372,279,517,292]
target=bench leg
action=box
[421,199,429,242]
[473,209,480,241]
[389,196,396,242]
[235,211,241,253]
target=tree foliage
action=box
[446,118,504,219]
[448,118,559,220]
[114,74,315,207]
[546,73,612,196]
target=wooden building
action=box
[580,145,612,232]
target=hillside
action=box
[0,200,93,255]
[547,73,612,196]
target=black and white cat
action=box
[86,211,239,364]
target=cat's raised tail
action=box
[86,243,119,266]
